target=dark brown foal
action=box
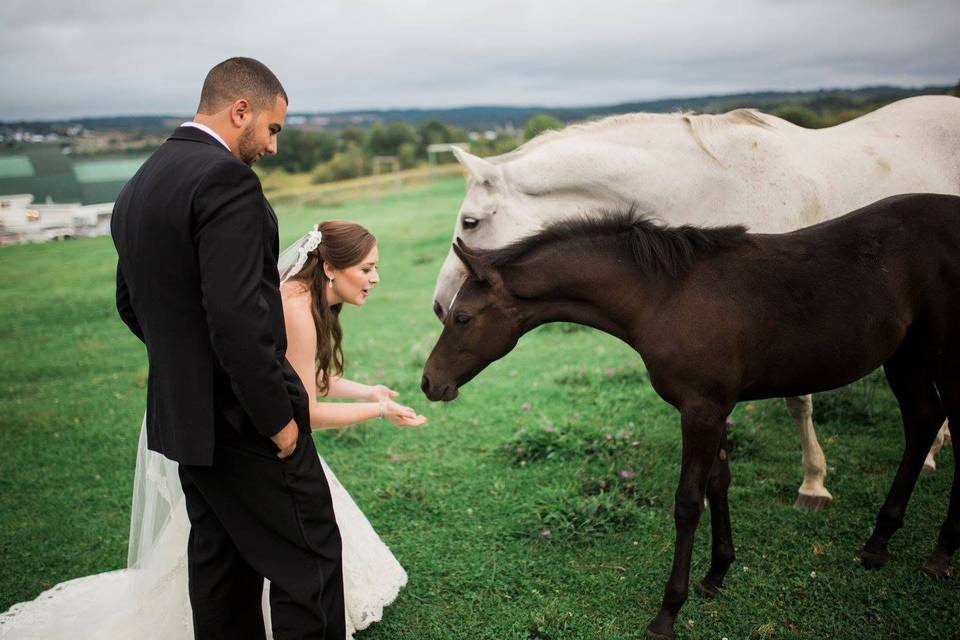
[421,193,960,638]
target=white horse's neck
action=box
[494,112,776,229]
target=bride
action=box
[0,220,425,639]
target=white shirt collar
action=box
[180,121,231,152]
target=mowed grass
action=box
[1,177,957,639]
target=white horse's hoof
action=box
[794,493,831,511]
[922,461,937,476]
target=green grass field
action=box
[1,177,957,639]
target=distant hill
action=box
[304,85,955,130]
[3,84,953,133]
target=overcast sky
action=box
[1,0,957,121]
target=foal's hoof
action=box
[921,461,936,476]
[922,554,954,580]
[861,548,891,570]
[645,615,676,640]
[694,577,723,598]
[794,493,831,512]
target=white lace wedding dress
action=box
[0,420,407,639]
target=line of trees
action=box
[258,119,470,183]
[259,114,572,184]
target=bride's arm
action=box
[282,289,383,429]
[323,375,397,402]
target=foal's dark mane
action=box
[484,209,751,278]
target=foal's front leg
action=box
[646,402,728,640]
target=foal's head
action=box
[421,240,521,401]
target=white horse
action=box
[433,95,960,510]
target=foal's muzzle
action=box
[421,374,458,402]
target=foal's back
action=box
[770,192,960,312]
[682,193,960,399]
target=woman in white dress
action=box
[0,220,424,639]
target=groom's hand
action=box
[271,418,300,459]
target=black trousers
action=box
[178,421,345,640]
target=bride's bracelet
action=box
[378,401,385,420]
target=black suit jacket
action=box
[111,126,309,465]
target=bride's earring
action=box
[328,277,334,288]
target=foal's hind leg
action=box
[695,428,735,597]
[861,357,945,569]
[785,395,833,511]
[923,421,950,476]
[922,382,960,578]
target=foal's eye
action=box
[462,217,480,230]
[454,313,471,326]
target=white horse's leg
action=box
[922,420,949,476]
[785,395,833,511]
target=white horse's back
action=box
[648,95,960,232]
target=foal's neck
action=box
[504,238,662,343]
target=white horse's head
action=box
[433,137,650,320]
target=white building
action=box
[0,194,113,245]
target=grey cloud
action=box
[0,0,956,120]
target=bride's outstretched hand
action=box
[368,384,400,402]
[383,400,427,428]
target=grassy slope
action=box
[0,177,957,639]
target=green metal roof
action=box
[0,156,34,179]
[73,156,146,183]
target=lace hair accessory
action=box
[278,224,323,282]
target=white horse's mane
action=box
[497,108,778,164]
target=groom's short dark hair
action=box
[197,57,288,115]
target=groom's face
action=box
[238,95,287,166]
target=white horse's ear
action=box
[452,147,501,185]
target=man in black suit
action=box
[111,57,344,640]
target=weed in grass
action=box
[725,422,766,460]
[553,366,591,387]
[534,491,638,541]
[600,367,649,386]
[320,422,380,447]
[813,369,895,429]
[527,604,576,639]
[536,322,591,334]
[505,424,585,465]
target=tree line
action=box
[254,84,960,184]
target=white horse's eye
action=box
[462,217,480,230]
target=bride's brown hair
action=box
[287,220,376,395]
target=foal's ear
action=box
[453,240,500,286]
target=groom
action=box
[111,58,345,639]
